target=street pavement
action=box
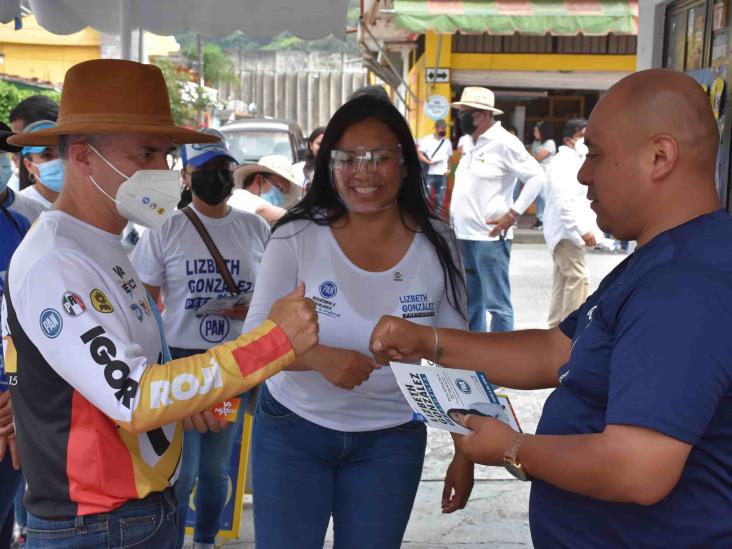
[189,243,627,548]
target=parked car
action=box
[219,118,307,164]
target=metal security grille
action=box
[452,33,637,55]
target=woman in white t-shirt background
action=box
[527,121,557,230]
[18,120,64,210]
[244,95,469,548]
[228,155,299,225]
[131,129,270,549]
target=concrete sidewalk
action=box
[186,244,626,548]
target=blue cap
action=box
[21,120,57,155]
[181,128,238,168]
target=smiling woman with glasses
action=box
[242,94,469,549]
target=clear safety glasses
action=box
[330,145,403,181]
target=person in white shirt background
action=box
[418,118,453,219]
[18,120,64,209]
[244,94,471,549]
[131,128,270,549]
[450,86,546,333]
[7,95,59,193]
[295,126,325,190]
[529,121,557,230]
[542,118,602,327]
[228,155,296,225]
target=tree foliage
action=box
[0,81,60,124]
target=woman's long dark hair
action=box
[275,95,466,319]
[304,126,326,170]
[534,121,556,144]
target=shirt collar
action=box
[475,120,503,144]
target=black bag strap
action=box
[181,207,239,295]
[429,138,446,159]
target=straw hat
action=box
[451,87,503,114]
[8,59,218,147]
[236,155,299,186]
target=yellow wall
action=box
[1,43,100,84]
[451,53,636,72]
[0,14,179,85]
[409,32,454,140]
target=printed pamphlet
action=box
[391,361,521,435]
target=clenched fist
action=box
[268,282,319,356]
[369,315,432,365]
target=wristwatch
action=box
[503,433,531,481]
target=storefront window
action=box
[664,1,709,71]
[686,5,707,69]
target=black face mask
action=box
[191,169,234,206]
[437,130,447,137]
[177,187,192,209]
[459,110,478,135]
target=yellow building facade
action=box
[0,15,179,85]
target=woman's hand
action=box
[442,447,475,513]
[315,348,380,390]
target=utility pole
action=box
[197,33,205,126]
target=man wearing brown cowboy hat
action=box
[0,59,319,547]
[451,86,545,334]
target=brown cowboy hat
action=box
[8,59,218,147]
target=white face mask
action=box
[573,137,588,157]
[87,143,180,230]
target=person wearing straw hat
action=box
[451,86,546,334]
[233,154,303,209]
[0,59,318,548]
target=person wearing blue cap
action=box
[130,128,271,549]
[18,120,64,209]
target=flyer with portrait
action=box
[391,361,521,435]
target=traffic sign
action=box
[426,67,450,83]
[425,95,450,121]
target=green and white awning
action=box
[392,0,638,36]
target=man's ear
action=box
[67,141,94,177]
[648,134,678,181]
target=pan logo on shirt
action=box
[313,281,340,319]
[61,292,86,317]
[90,289,114,314]
[399,293,435,319]
[393,271,403,282]
[130,303,144,322]
[319,281,337,299]
[199,315,230,343]
[39,308,63,338]
[112,265,138,297]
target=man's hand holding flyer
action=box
[391,362,521,435]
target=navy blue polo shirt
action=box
[530,210,732,547]
[1,204,30,391]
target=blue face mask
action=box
[0,154,13,194]
[34,158,65,192]
[261,181,286,207]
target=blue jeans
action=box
[170,347,248,547]
[459,238,514,332]
[252,385,426,549]
[25,488,177,548]
[16,474,27,527]
[0,452,21,546]
[425,174,447,217]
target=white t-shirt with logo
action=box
[131,204,270,350]
[419,133,454,176]
[243,217,467,432]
